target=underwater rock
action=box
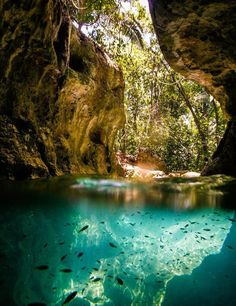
[6,205,233,305]
[148,0,236,176]
[0,0,125,179]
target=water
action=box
[0,175,236,306]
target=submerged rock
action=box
[0,0,125,179]
[148,0,236,176]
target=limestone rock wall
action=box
[149,0,236,175]
[0,0,125,179]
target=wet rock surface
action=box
[0,0,125,179]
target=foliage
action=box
[72,0,226,172]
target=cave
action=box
[0,1,236,305]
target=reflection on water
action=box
[0,175,236,305]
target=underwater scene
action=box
[0,175,236,306]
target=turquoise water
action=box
[0,175,236,306]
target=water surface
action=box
[0,175,236,305]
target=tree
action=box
[73,0,226,172]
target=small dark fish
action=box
[93,267,99,271]
[35,265,48,270]
[61,255,67,261]
[109,242,117,248]
[59,242,65,245]
[77,252,84,258]
[116,277,124,285]
[129,223,136,226]
[227,245,233,250]
[157,280,162,283]
[201,236,207,240]
[203,229,211,231]
[27,303,47,306]
[78,225,89,233]
[62,291,77,305]
[100,221,105,224]
[81,266,86,270]
[92,277,102,282]
[228,218,236,222]
[107,275,113,278]
[43,243,48,248]
[60,268,72,273]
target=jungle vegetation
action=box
[68,0,226,172]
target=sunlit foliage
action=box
[73,0,226,171]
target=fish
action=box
[77,252,84,258]
[116,277,124,285]
[100,221,105,224]
[27,303,47,306]
[228,218,236,222]
[109,242,117,248]
[60,268,72,273]
[227,245,233,250]
[43,243,48,248]
[93,267,99,271]
[129,223,136,226]
[78,225,89,233]
[59,242,65,245]
[92,277,102,282]
[35,265,49,270]
[81,266,86,270]
[62,291,77,305]
[203,229,211,231]
[61,255,67,261]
